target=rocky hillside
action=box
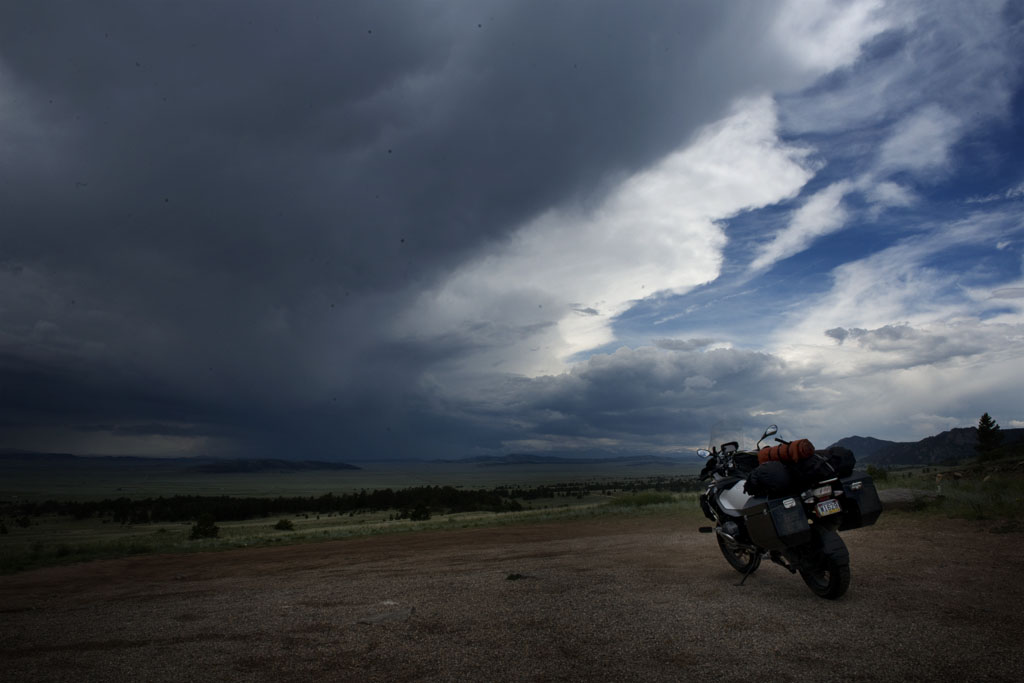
[831,427,1024,466]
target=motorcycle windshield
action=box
[707,421,772,453]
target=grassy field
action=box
[4,449,1022,575]
[870,450,1024,528]
[0,491,704,574]
[0,457,708,573]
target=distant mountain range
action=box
[188,459,361,473]
[7,425,1021,472]
[830,427,1024,466]
[0,451,360,472]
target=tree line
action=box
[2,476,702,525]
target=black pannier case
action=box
[743,496,811,550]
[838,472,882,530]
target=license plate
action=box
[816,499,841,516]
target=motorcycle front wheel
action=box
[716,534,761,574]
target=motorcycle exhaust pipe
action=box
[715,528,739,546]
[715,521,742,547]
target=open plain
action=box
[2,511,1022,682]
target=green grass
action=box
[0,493,706,574]
[605,491,678,507]
[872,452,1024,524]
[9,449,1019,575]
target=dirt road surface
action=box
[2,512,1022,682]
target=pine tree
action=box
[976,412,1003,460]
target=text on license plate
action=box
[816,499,841,516]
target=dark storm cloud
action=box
[421,348,806,454]
[434,345,815,454]
[1,1,822,457]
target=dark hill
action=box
[190,459,360,473]
[0,451,360,472]
[831,427,1024,466]
[826,436,896,460]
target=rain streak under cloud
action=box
[1,0,1023,460]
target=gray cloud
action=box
[571,306,601,317]
[824,327,849,343]
[459,345,809,453]
[1,1,830,457]
[6,2,1013,459]
[653,338,717,351]
[822,324,987,370]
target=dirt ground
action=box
[2,511,1022,682]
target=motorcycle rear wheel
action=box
[799,554,850,599]
[716,534,761,574]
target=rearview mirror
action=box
[756,424,778,449]
[696,448,711,458]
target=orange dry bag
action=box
[757,438,815,464]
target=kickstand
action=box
[735,553,762,587]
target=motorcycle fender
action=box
[815,528,850,565]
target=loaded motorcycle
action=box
[697,425,881,599]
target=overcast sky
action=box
[2,0,1023,460]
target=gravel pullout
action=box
[1,513,1021,682]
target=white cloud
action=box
[762,211,1024,437]
[771,0,890,76]
[877,103,962,174]
[751,103,962,274]
[864,180,917,210]
[774,211,1023,347]
[398,96,816,376]
[750,180,853,272]
[968,181,1024,205]
[781,0,1015,136]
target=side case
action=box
[743,496,811,550]
[838,472,882,530]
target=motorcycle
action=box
[697,425,881,599]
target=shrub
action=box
[865,464,888,482]
[607,492,675,507]
[273,518,295,531]
[189,514,219,539]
